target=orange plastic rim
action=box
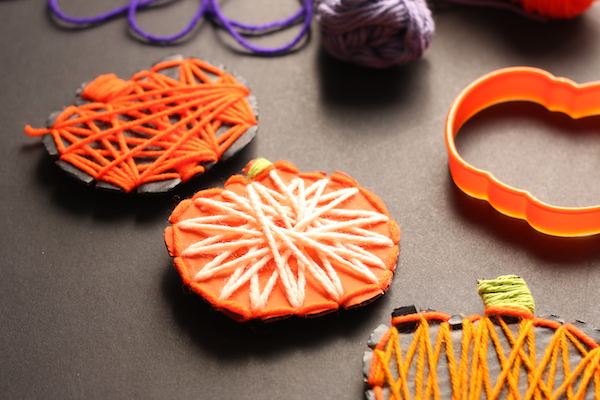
[446,67,600,237]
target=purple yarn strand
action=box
[47,0,312,54]
[207,0,312,54]
[222,4,307,32]
[48,0,159,24]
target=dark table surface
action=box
[1,1,600,399]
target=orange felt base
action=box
[164,160,401,321]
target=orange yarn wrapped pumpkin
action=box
[164,159,401,321]
[516,0,595,18]
[25,56,258,193]
[363,276,600,400]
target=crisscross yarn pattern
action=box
[367,310,600,399]
[164,160,400,321]
[25,57,257,192]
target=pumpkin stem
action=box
[244,158,273,180]
[477,275,535,315]
[81,74,135,103]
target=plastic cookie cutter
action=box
[445,66,600,237]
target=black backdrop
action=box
[1,1,599,399]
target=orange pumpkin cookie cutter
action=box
[164,159,401,321]
[446,67,600,237]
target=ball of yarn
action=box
[516,0,595,18]
[316,0,435,69]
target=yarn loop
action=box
[48,0,313,54]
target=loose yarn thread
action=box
[47,0,313,54]
[316,0,435,69]
[478,275,536,315]
[25,58,257,192]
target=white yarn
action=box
[175,170,394,311]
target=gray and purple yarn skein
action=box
[316,0,434,68]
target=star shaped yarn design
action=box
[175,169,395,311]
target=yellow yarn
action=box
[246,158,273,179]
[477,275,535,314]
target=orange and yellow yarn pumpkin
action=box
[364,276,599,399]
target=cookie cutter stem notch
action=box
[445,67,600,237]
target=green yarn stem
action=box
[247,158,273,179]
[477,275,535,314]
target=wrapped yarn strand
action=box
[316,0,435,69]
[477,274,536,314]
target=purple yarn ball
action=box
[316,0,435,68]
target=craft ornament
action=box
[446,67,600,237]
[164,159,401,321]
[25,56,258,193]
[363,275,600,399]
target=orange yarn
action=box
[367,311,600,399]
[25,57,257,192]
[164,160,401,321]
[516,0,595,18]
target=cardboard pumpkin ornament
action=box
[363,275,600,399]
[25,55,258,193]
[164,159,401,321]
